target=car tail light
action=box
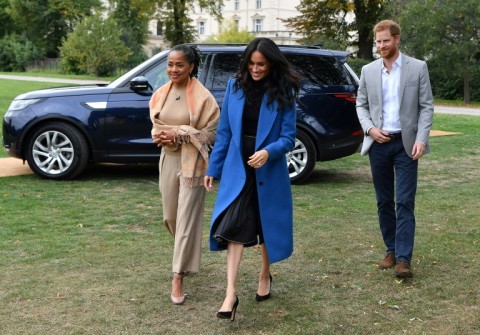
[333,93,357,103]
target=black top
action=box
[242,79,267,137]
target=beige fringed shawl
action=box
[149,77,219,187]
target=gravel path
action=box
[0,74,109,85]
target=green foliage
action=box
[205,20,255,43]
[156,0,223,46]
[6,0,101,58]
[59,15,131,76]
[108,0,155,67]
[310,34,348,51]
[346,57,370,77]
[284,0,390,59]
[427,58,480,102]
[399,0,480,103]
[0,0,15,36]
[159,0,197,45]
[0,34,41,71]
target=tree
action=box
[284,0,389,59]
[0,0,15,37]
[155,0,223,46]
[205,19,255,43]
[107,0,156,67]
[6,0,101,57]
[399,0,480,103]
[0,33,41,71]
[60,15,131,76]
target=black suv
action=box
[3,44,362,183]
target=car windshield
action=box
[107,50,170,88]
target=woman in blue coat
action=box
[204,37,299,321]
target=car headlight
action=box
[8,98,43,111]
[5,98,43,117]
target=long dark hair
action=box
[169,44,201,78]
[234,37,300,110]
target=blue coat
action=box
[207,79,296,264]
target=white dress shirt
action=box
[381,53,402,133]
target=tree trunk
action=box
[171,0,186,45]
[357,27,374,60]
[463,57,471,104]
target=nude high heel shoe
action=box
[170,272,185,305]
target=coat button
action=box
[258,181,264,186]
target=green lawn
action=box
[0,80,73,158]
[0,76,479,335]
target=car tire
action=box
[26,122,89,180]
[287,129,316,184]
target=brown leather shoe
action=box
[395,262,413,278]
[378,253,396,269]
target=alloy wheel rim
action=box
[287,138,308,179]
[32,131,74,175]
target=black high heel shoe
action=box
[216,295,239,321]
[255,273,272,302]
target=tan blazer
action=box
[356,54,434,157]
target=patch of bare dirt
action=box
[0,158,32,177]
[430,130,462,137]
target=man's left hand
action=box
[412,142,426,160]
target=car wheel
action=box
[287,129,316,184]
[26,122,89,180]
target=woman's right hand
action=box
[204,176,214,192]
[152,130,176,147]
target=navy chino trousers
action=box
[368,139,418,264]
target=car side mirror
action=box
[130,76,152,92]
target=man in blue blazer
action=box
[356,20,434,278]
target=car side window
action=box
[144,61,168,91]
[286,54,351,85]
[210,53,242,89]
[143,54,208,91]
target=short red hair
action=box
[374,20,401,37]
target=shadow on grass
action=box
[299,166,371,185]
[80,163,158,180]
[80,163,365,184]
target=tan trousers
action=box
[159,150,206,274]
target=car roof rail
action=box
[186,43,247,47]
[184,42,351,59]
[278,44,323,49]
[186,42,323,50]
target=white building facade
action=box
[190,0,302,44]
[148,0,302,51]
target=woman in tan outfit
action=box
[149,45,219,305]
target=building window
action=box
[234,20,239,30]
[256,0,261,9]
[253,19,263,32]
[198,21,205,36]
[156,20,163,35]
[235,0,240,10]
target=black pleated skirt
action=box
[212,135,264,247]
